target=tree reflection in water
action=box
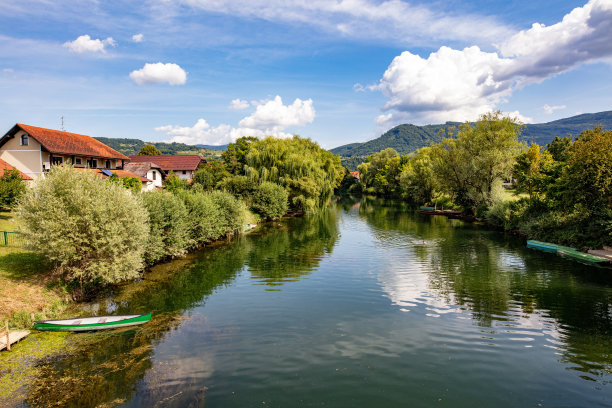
[358,197,612,381]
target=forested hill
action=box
[94,137,224,159]
[331,110,612,168]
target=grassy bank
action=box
[0,211,69,329]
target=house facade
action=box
[124,162,164,191]
[0,124,129,180]
[128,155,206,180]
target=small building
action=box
[0,124,129,180]
[74,168,151,190]
[0,157,32,181]
[124,162,164,191]
[128,155,206,180]
[349,171,360,181]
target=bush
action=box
[252,182,288,220]
[141,191,190,264]
[164,172,189,192]
[16,165,149,286]
[217,175,258,201]
[0,168,26,209]
[208,190,247,234]
[175,190,222,246]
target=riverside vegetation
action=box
[1,135,343,327]
[356,112,612,249]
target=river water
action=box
[20,198,612,407]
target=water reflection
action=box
[359,198,612,382]
[13,198,612,406]
[247,209,340,287]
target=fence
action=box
[0,231,26,247]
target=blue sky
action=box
[1,0,611,148]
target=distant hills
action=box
[94,137,224,160]
[331,110,612,169]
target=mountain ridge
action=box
[331,111,612,165]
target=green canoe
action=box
[34,314,151,332]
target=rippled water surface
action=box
[21,198,612,407]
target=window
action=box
[20,134,28,146]
[105,160,111,169]
[87,159,97,168]
[75,158,82,165]
[182,170,187,175]
[51,157,63,165]
[152,171,156,181]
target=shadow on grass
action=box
[0,250,52,282]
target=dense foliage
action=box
[251,182,289,220]
[224,135,343,212]
[352,113,612,249]
[332,111,612,170]
[138,144,162,155]
[0,168,26,209]
[141,191,190,264]
[17,165,149,286]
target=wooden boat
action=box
[34,314,151,332]
[557,249,610,267]
[526,240,575,254]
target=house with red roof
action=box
[128,155,206,180]
[124,161,164,191]
[0,124,129,180]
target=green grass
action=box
[0,210,17,232]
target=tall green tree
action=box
[432,111,523,213]
[513,143,553,200]
[138,144,162,156]
[243,136,343,212]
[558,127,612,210]
[0,168,26,209]
[399,146,440,203]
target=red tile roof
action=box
[11,124,128,160]
[128,155,205,171]
[0,158,32,180]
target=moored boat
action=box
[34,314,151,332]
[557,249,610,267]
[526,240,575,254]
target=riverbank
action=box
[0,211,69,329]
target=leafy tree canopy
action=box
[138,144,162,156]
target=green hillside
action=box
[94,137,223,160]
[332,111,612,169]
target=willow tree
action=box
[243,136,343,212]
[432,111,523,214]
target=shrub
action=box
[0,168,26,209]
[251,182,288,220]
[141,191,190,264]
[208,190,247,234]
[175,190,222,245]
[217,175,258,201]
[16,164,149,286]
[164,172,189,192]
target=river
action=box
[16,198,612,407]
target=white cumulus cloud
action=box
[238,95,315,132]
[372,0,612,124]
[229,98,250,110]
[156,95,315,145]
[63,35,116,53]
[129,62,187,85]
[543,104,567,115]
[132,33,144,42]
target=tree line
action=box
[354,112,612,249]
[15,135,344,297]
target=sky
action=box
[1,0,612,149]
